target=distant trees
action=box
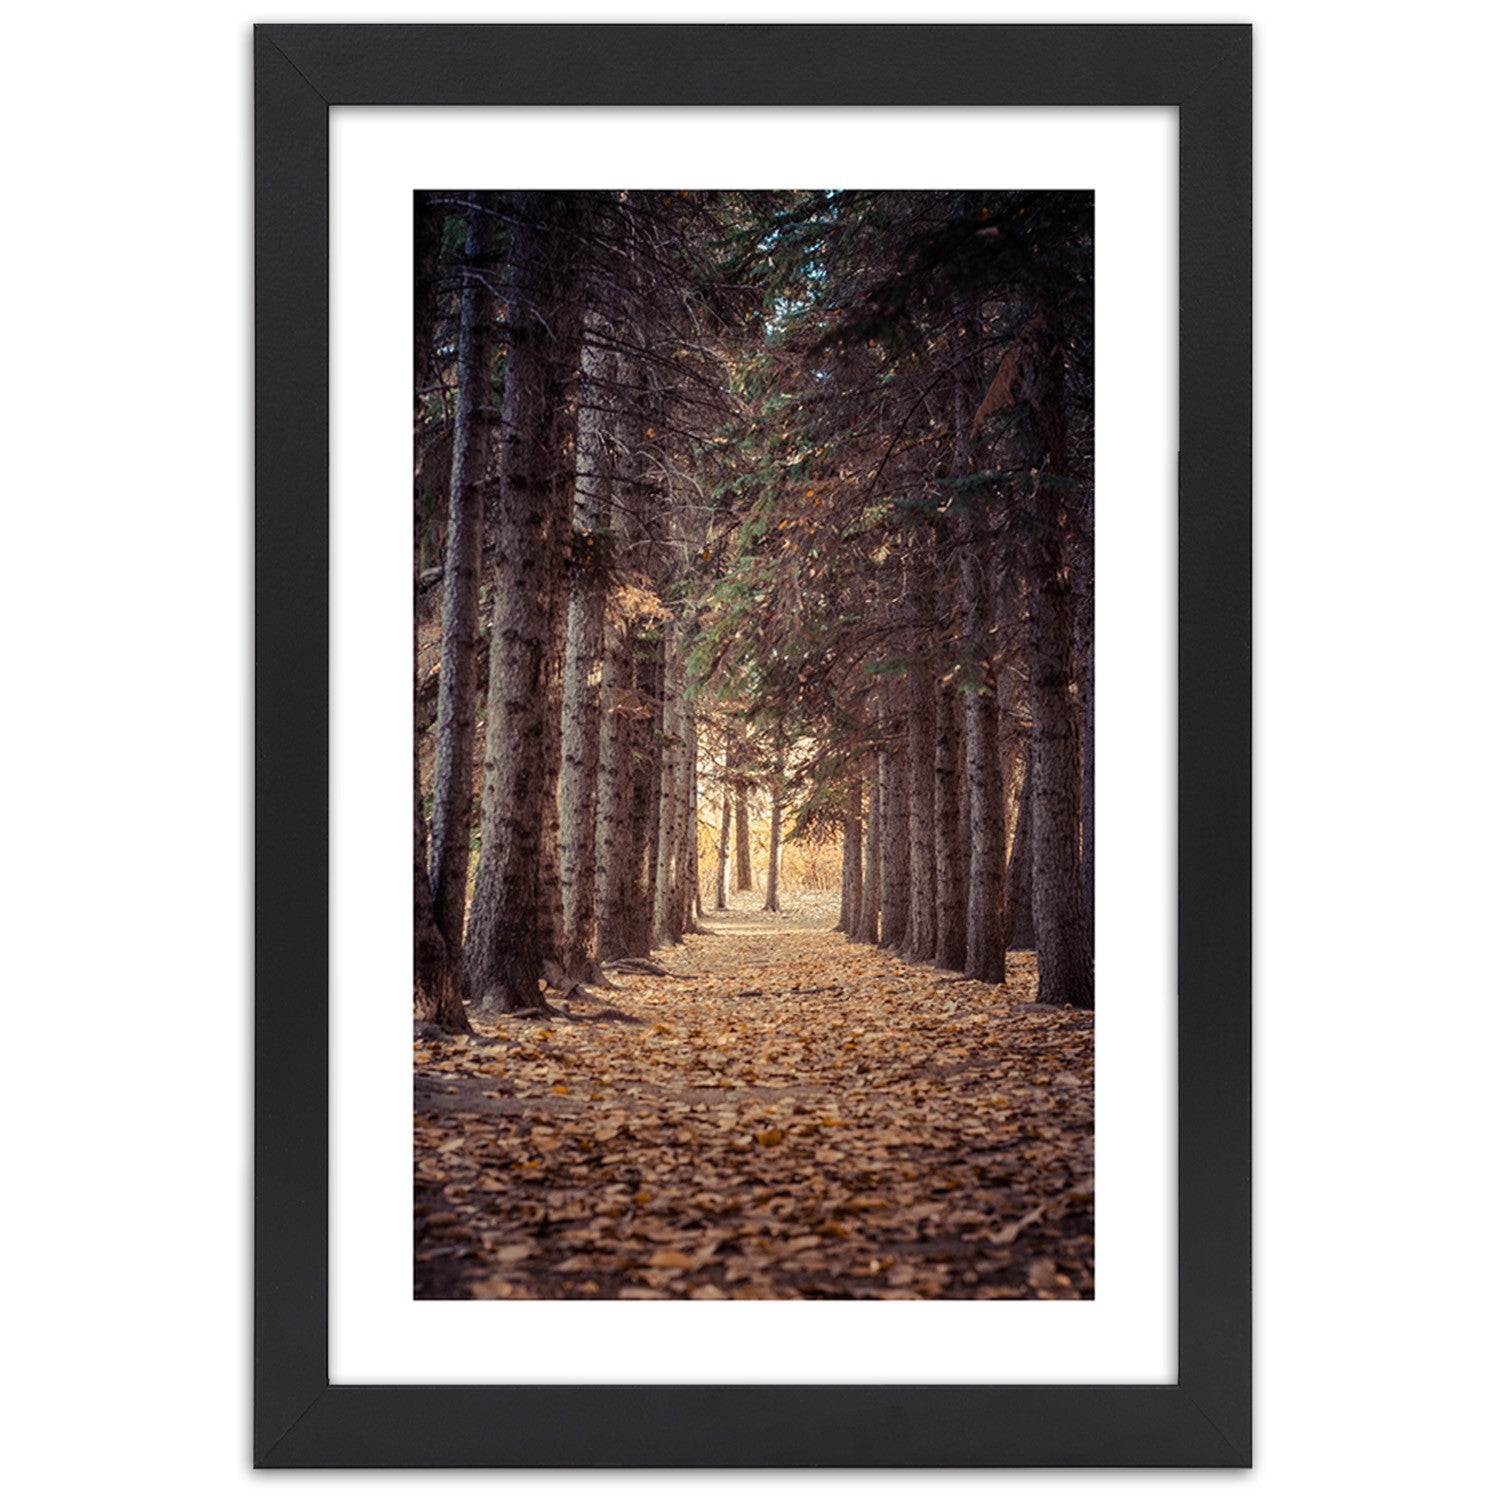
[413,188,1095,1029]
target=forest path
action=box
[415,898,1094,1300]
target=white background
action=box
[4,0,1495,1496]
[329,105,1175,1386]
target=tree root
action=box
[604,958,699,980]
[604,958,671,976]
[476,989,571,1021]
[555,1003,643,1025]
[542,959,575,993]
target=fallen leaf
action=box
[416,908,1092,1303]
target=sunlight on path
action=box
[694,890,844,936]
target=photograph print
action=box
[412,189,1095,1302]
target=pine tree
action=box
[428,191,498,955]
[465,193,587,1011]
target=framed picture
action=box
[256,22,1249,1467]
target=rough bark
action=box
[413,190,448,574]
[413,191,444,425]
[536,596,570,986]
[412,191,469,1032]
[903,537,937,962]
[592,344,654,962]
[414,732,470,1031]
[1015,306,1093,1008]
[855,758,881,944]
[838,783,863,935]
[939,241,980,972]
[963,658,1007,981]
[955,311,1007,982]
[1073,477,1096,952]
[734,781,754,891]
[1003,742,1036,951]
[671,689,700,938]
[685,734,704,928]
[558,311,614,983]
[686,717,703,929]
[653,626,687,947]
[464,192,585,1011]
[957,707,972,907]
[715,737,732,909]
[877,683,910,951]
[932,676,967,971]
[625,635,663,957]
[592,595,638,962]
[763,782,782,913]
[428,192,498,955]
[942,279,1002,984]
[650,674,676,946]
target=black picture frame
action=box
[255,22,1250,1468]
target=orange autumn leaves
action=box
[415,902,1093,1300]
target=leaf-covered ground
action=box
[415,896,1093,1300]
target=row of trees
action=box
[414,189,1094,1031]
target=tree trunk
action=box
[932,677,967,970]
[763,783,782,913]
[428,192,497,955]
[464,192,585,1011]
[877,683,909,951]
[592,597,647,965]
[558,311,614,983]
[536,570,568,986]
[1073,477,1096,953]
[413,192,444,429]
[855,758,881,944]
[412,191,469,1033]
[1003,742,1036,952]
[1015,308,1093,1008]
[734,780,754,891]
[688,745,705,926]
[592,617,634,961]
[415,719,470,1030]
[947,277,1006,981]
[653,626,687,947]
[963,674,1006,981]
[675,698,700,936]
[413,190,448,574]
[960,545,1005,983]
[592,343,652,963]
[839,783,863,935]
[625,634,663,957]
[715,736,732,910]
[903,536,937,962]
